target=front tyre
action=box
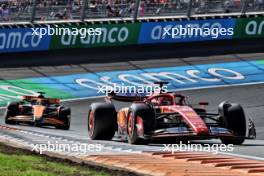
[5,102,19,125]
[127,112,150,145]
[219,103,246,145]
[56,108,71,130]
[127,103,155,145]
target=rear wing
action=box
[22,96,60,104]
[107,92,148,102]
[22,95,37,101]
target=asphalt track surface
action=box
[0,52,264,160]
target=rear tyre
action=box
[56,108,71,130]
[219,103,246,145]
[5,102,19,125]
[127,103,155,145]
[88,103,117,140]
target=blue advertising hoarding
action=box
[0,17,258,53]
[0,28,51,53]
[138,19,236,44]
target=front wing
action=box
[7,115,65,126]
[147,125,256,140]
[142,111,257,140]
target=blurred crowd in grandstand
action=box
[0,0,264,22]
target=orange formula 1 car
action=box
[4,92,71,130]
[88,82,256,145]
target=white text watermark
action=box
[163,25,234,39]
[31,25,102,39]
[97,83,168,96]
[163,141,234,154]
[31,141,102,154]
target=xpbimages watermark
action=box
[163,141,234,154]
[31,141,102,154]
[97,83,168,96]
[31,25,102,39]
[162,25,234,39]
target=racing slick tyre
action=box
[56,108,71,130]
[5,102,19,125]
[88,103,117,140]
[219,102,246,145]
[127,103,155,145]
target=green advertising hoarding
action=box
[234,17,264,39]
[49,23,140,49]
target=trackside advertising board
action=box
[49,23,141,49]
[0,28,51,53]
[138,19,236,44]
[234,17,264,39]
[1,17,264,53]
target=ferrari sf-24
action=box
[88,82,256,145]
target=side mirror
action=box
[199,102,209,106]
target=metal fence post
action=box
[30,0,37,23]
[187,0,193,18]
[133,0,141,20]
[81,0,89,21]
[241,0,248,15]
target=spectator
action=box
[255,0,264,10]
[65,5,73,19]
[106,0,120,17]
[2,0,262,22]
[128,1,135,16]
[0,4,10,21]
[139,1,146,16]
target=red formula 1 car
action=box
[88,82,256,145]
[4,92,71,130]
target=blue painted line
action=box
[28,60,264,99]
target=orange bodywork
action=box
[22,96,60,104]
[117,107,129,131]
[33,105,46,119]
[43,118,65,125]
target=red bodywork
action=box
[158,106,209,135]
[108,91,233,139]
[109,92,206,133]
[147,93,209,135]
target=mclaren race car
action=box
[4,92,71,130]
[88,82,256,145]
